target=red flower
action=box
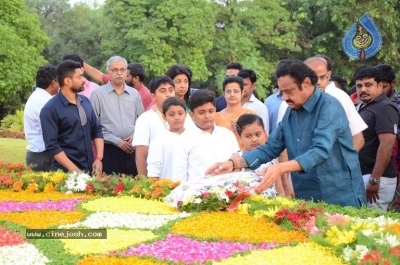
[360,250,383,264]
[0,227,26,247]
[200,192,211,198]
[390,246,400,258]
[113,183,125,195]
[85,183,95,194]
[225,190,234,198]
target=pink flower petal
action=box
[115,234,279,264]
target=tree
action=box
[208,0,300,98]
[0,0,49,118]
[101,0,216,81]
[25,0,106,69]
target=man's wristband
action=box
[228,159,235,171]
[95,156,103,162]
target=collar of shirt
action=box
[193,124,220,135]
[104,81,131,95]
[300,87,321,113]
[34,87,53,99]
[356,92,387,110]
[324,81,337,93]
[248,94,256,103]
[391,89,400,103]
[57,92,83,106]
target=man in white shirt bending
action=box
[24,65,59,171]
[305,56,367,151]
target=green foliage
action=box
[102,0,216,81]
[0,0,49,106]
[285,0,400,88]
[0,108,24,132]
[210,0,300,98]
[25,0,107,69]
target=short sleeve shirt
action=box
[357,92,399,177]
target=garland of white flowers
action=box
[59,212,191,229]
[64,172,93,192]
[0,243,50,265]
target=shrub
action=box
[1,108,24,132]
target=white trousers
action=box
[362,174,397,211]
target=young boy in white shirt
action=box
[147,97,191,182]
[133,76,194,176]
[185,89,239,179]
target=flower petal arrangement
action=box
[0,162,400,265]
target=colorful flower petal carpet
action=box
[1,161,400,265]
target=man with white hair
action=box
[91,56,145,176]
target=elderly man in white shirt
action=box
[305,56,367,151]
[238,69,269,133]
[24,65,59,171]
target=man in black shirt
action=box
[356,66,399,211]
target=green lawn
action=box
[0,138,27,164]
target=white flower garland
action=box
[0,243,50,265]
[64,172,93,192]
[352,216,400,226]
[59,212,191,229]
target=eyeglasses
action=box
[225,89,241,95]
[109,68,127,73]
[318,73,329,80]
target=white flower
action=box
[0,243,50,265]
[342,246,354,262]
[354,245,370,261]
[59,212,191,229]
[194,198,202,204]
[375,233,400,248]
[342,245,369,263]
[64,172,93,192]
[362,229,374,237]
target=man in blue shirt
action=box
[40,60,104,175]
[264,89,283,134]
[207,60,366,208]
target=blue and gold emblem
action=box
[342,12,382,60]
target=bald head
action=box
[304,57,331,91]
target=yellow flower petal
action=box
[81,197,177,214]
[213,242,347,265]
[0,211,84,228]
[172,212,306,243]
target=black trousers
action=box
[103,144,137,177]
[26,151,52,171]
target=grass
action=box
[0,138,27,164]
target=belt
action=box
[28,150,49,154]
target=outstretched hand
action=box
[205,161,234,176]
[255,164,283,194]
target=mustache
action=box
[286,100,294,104]
[116,75,124,79]
[359,92,369,97]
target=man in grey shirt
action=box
[91,56,144,176]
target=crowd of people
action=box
[23,53,400,212]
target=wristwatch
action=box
[369,177,380,185]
